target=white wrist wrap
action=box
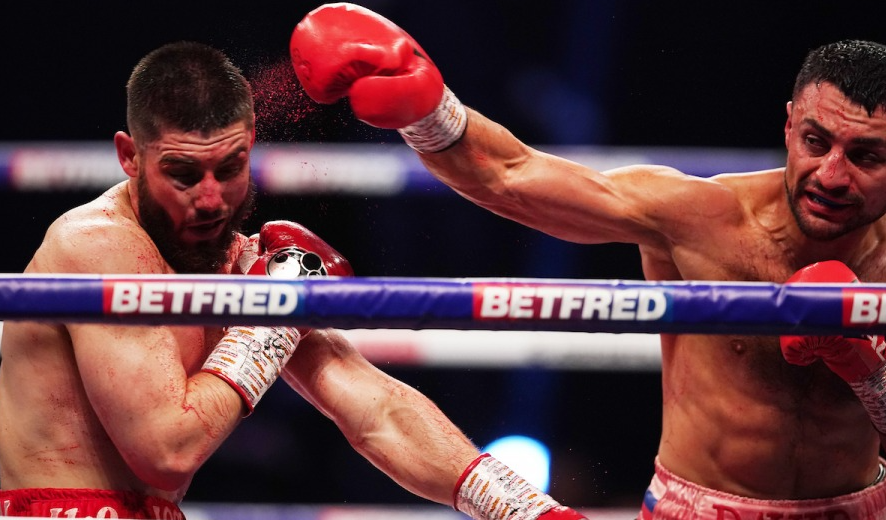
[850,363,886,434]
[398,86,467,153]
[202,325,300,415]
[455,454,560,520]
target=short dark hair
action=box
[793,39,886,116]
[126,41,254,145]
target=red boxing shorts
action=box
[639,457,886,520]
[0,488,185,519]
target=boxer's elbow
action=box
[123,425,217,491]
[127,450,200,491]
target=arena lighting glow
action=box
[482,435,551,492]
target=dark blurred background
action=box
[2,0,885,512]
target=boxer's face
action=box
[134,121,255,273]
[784,81,886,240]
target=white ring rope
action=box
[343,329,661,371]
[0,142,784,193]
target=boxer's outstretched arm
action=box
[416,108,696,246]
[282,330,589,519]
[291,3,738,250]
[281,328,478,504]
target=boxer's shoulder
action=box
[32,187,162,274]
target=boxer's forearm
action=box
[342,379,479,504]
[417,107,538,204]
[281,330,477,504]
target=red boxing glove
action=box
[454,454,588,520]
[780,261,886,433]
[238,220,353,279]
[237,220,353,338]
[291,3,467,152]
[779,261,886,383]
[204,221,352,414]
[290,2,443,129]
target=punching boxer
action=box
[290,4,886,518]
[0,41,581,520]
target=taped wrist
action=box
[398,85,467,153]
[454,453,561,520]
[850,363,886,434]
[202,326,300,415]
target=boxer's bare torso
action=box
[0,182,234,502]
[415,79,886,498]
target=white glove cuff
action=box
[202,326,301,415]
[454,454,560,520]
[398,85,467,153]
[850,363,886,434]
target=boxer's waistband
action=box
[0,488,184,519]
[641,457,886,520]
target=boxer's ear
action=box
[114,131,139,179]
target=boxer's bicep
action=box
[489,159,714,248]
[70,321,241,490]
[597,165,742,246]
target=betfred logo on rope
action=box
[473,283,669,322]
[102,280,299,316]
[844,288,886,325]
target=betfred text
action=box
[476,285,667,321]
[107,281,297,316]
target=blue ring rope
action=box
[0,274,881,335]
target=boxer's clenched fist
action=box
[780,261,886,383]
[290,2,442,129]
[290,3,466,152]
[780,260,886,433]
[203,220,352,414]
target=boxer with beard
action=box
[0,41,564,520]
[136,171,256,274]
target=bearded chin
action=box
[137,175,256,274]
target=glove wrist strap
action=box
[454,453,560,520]
[850,362,886,434]
[202,326,301,416]
[398,86,467,153]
